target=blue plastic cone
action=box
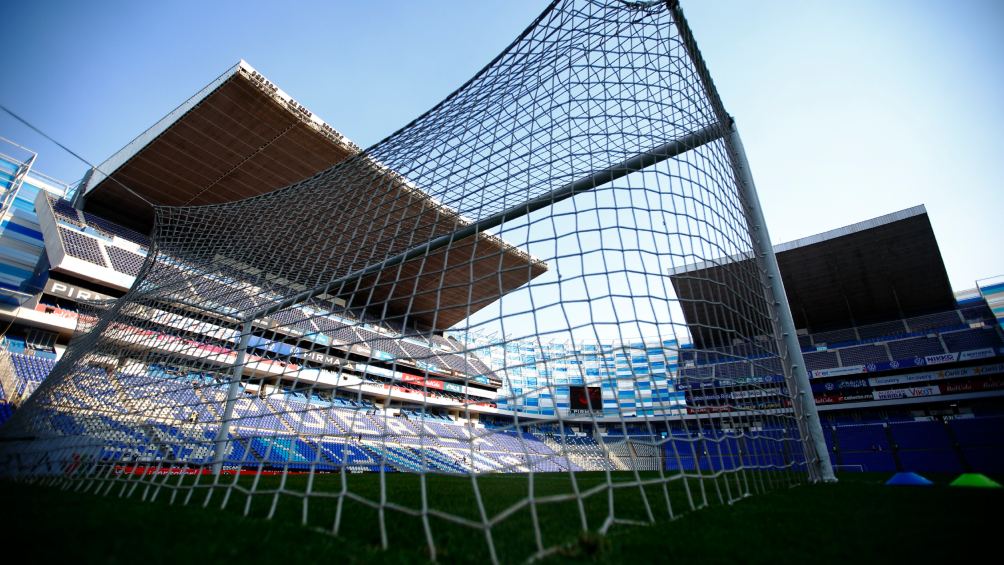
[885,472,934,486]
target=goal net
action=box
[0,0,832,561]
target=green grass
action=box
[3,471,1000,563]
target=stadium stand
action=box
[887,336,946,359]
[838,344,891,366]
[943,328,1002,352]
[0,58,1000,483]
[0,351,604,472]
[57,227,108,267]
[49,196,84,227]
[5,329,1000,475]
[78,209,149,246]
[105,246,145,277]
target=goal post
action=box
[664,0,834,482]
[724,123,836,483]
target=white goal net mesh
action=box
[0,1,828,561]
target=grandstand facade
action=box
[476,338,685,417]
[0,138,75,309]
[667,206,1004,474]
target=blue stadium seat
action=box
[942,328,1003,353]
[961,447,1004,474]
[835,424,888,451]
[905,311,966,334]
[889,421,951,450]
[887,337,945,360]
[897,450,962,474]
[856,320,909,341]
[949,417,1004,447]
[837,344,890,365]
[664,454,698,471]
[703,436,743,471]
[0,401,13,425]
[839,450,897,472]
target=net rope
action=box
[0,1,822,561]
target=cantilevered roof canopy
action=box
[78,60,359,232]
[670,206,956,348]
[76,60,546,331]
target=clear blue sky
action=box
[3,0,1002,291]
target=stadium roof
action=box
[77,60,360,231]
[74,60,546,331]
[670,205,956,348]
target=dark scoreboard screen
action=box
[569,386,602,411]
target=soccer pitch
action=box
[4,472,1000,563]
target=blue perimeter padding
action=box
[886,472,933,486]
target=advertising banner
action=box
[867,362,1004,387]
[815,392,872,404]
[809,348,1001,379]
[679,374,785,390]
[868,371,941,387]
[960,348,996,361]
[811,365,865,379]
[939,376,1004,394]
[44,279,114,302]
[686,391,729,403]
[923,353,960,366]
[730,388,782,400]
[372,350,395,361]
[872,385,940,400]
[812,378,870,393]
[400,373,444,390]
